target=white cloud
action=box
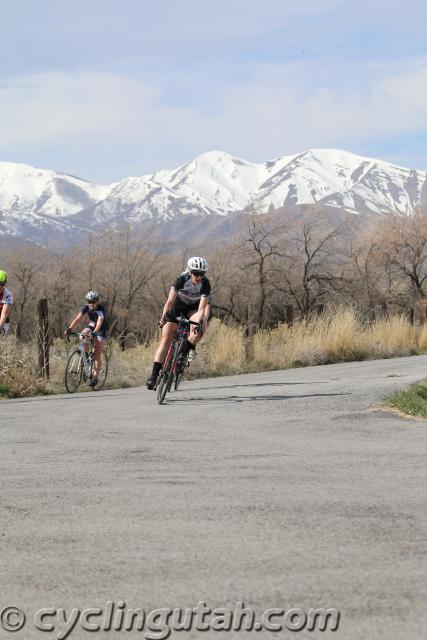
[195,59,427,160]
[0,72,161,144]
[1,61,427,179]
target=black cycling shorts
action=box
[165,300,199,323]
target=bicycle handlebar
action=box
[65,330,95,343]
[172,317,200,326]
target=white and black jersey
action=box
[80,303,108,337]
[172,273,211,307]
[165,273,211,322]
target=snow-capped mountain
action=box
[0,149,426,246]
[0,161,109,243]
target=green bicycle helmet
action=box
[0,270,7,284]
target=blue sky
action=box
[1,0,427,183]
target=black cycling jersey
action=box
[81,303,108,336]
[172,273,211,306]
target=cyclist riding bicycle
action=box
[65,290,108,389]
[0,270,13,337]
[146,256,211,390]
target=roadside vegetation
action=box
[2,309,427,399]
[387,383,427,419]
[0,337,53,398]
[3,210,427,398]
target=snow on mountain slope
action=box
[88,151,280,225]
[255,149,425,215]
[90,148,426,226]
[153,151,281,212]
[0,150,426,245]
[0,161,109,219]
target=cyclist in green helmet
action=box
[0,270,13,336]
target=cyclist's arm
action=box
[198,296,209,313]
[162,288,178,317]
[203,302,211,323]
[94,319,103,333]
[0,302,11,320]
[0,304,11,330]
[193,278,211,323]
[0,290,13,330]
[188,297,209,330]
[68,312,84,332]
[93,310,104,333]
[197,296,209,322]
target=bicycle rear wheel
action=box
[65,350,83,393]
[157,342,178,404]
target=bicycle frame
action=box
[156,316,199,404]
[165,318,191,370]
[64,331,109,393]
[68,332,95,379]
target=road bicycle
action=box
[156,316,200,405]
[64,331,108,393]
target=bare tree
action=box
[84,228,162,346]
[208,212,284,328]
[274,217,348,318]
[244,213,283,328]
[378,214,427,301]
[7,246,51,339]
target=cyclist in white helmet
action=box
[65,290,108,388]
[0,270,13,336]
[146,257,211,390]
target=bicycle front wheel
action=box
[174,369,183,391]
[65,350,83,393]
[174,344,186,391]
[157,342,177,405]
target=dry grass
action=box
[1,309,427,398]
[252,308,422,369]
[0,336,52,398]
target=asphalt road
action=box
[2,356,427,640]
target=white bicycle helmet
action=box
[85,290,99,302]
[187,256,208,272]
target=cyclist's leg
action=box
[189,305,208,345]
[147,320,178,388]
[154,321,177,362]
[80,327,92,353]
[176,306,200,361]
[92,336,106,380]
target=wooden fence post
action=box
[285,304,293,325]
[409,308,414,325]
[244,303,254,363]
[37,298,50,379]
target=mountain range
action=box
[0,148,426,248]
